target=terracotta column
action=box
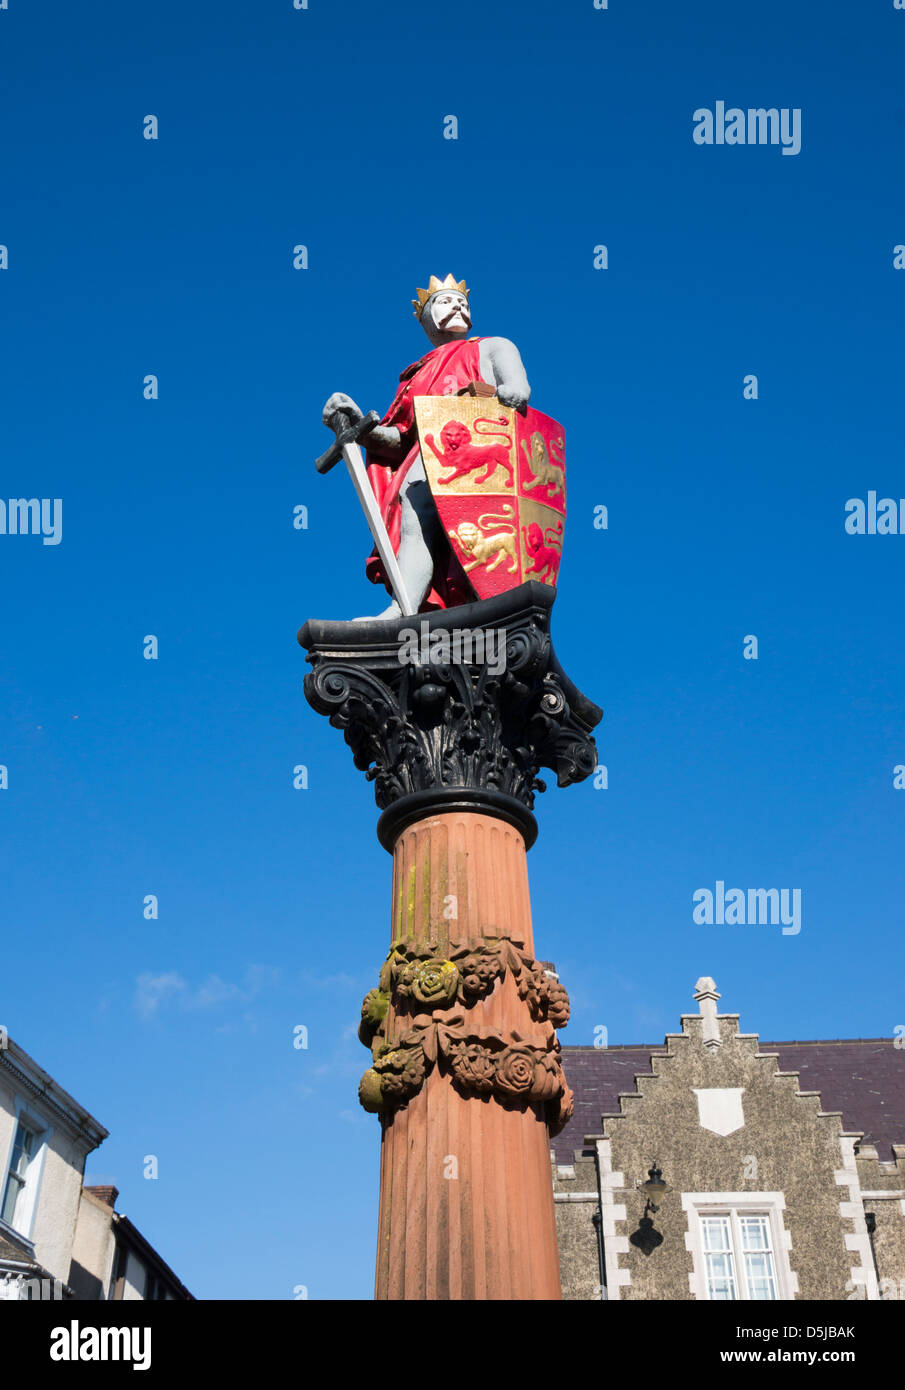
[299,583,601,1301]
[372,811,565,1300]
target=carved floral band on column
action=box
[357,935,574,1135]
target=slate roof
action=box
[556,1038,905,1165]
[0,1225,41,1270]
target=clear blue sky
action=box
[1,0,902,1300]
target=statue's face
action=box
[430,291,471,335]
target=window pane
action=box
[10,1130,26,1175]
[740,1216,771,1251]
[1,1173,23,1226]
[705,1252,737,1300]
[701,1216,731,1252]
[745,1251,777,1300]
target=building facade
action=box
[554,979,905,1301]
[0,1035,192,1300]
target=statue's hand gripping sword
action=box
[315,408,416,616]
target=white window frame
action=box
[682,1192,798,1301]
[0,1100,52,1241]
[699,1210,776,1300]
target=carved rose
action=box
[494,1045,537,1096]
[405,958,458,1006]
[448,1041,496,1093]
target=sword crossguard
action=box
[315,409,382,475]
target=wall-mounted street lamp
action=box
[629,1162,668,1258]
[641,1162,667,1214]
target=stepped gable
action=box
[556,1033,904,1164]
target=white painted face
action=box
[430,291,471,335]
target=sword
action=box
[315,408,416,616]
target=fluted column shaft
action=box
[374,812,562,1301]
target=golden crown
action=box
[412,274,469,319]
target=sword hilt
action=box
[315,409,382,475]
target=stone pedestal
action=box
[298,582,601,1300]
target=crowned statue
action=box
[317,274,567,620]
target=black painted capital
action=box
[298,582,602,852]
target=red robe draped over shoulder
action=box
[365,337,485,611]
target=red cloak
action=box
[365,337,485,610]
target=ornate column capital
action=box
[298,581,602,850]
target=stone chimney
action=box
[84,1185,119,1209]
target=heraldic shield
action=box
[415,395,566,601]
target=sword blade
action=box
[341,441,416,616]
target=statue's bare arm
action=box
[322,391,403,457]
[479,337,531,412]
